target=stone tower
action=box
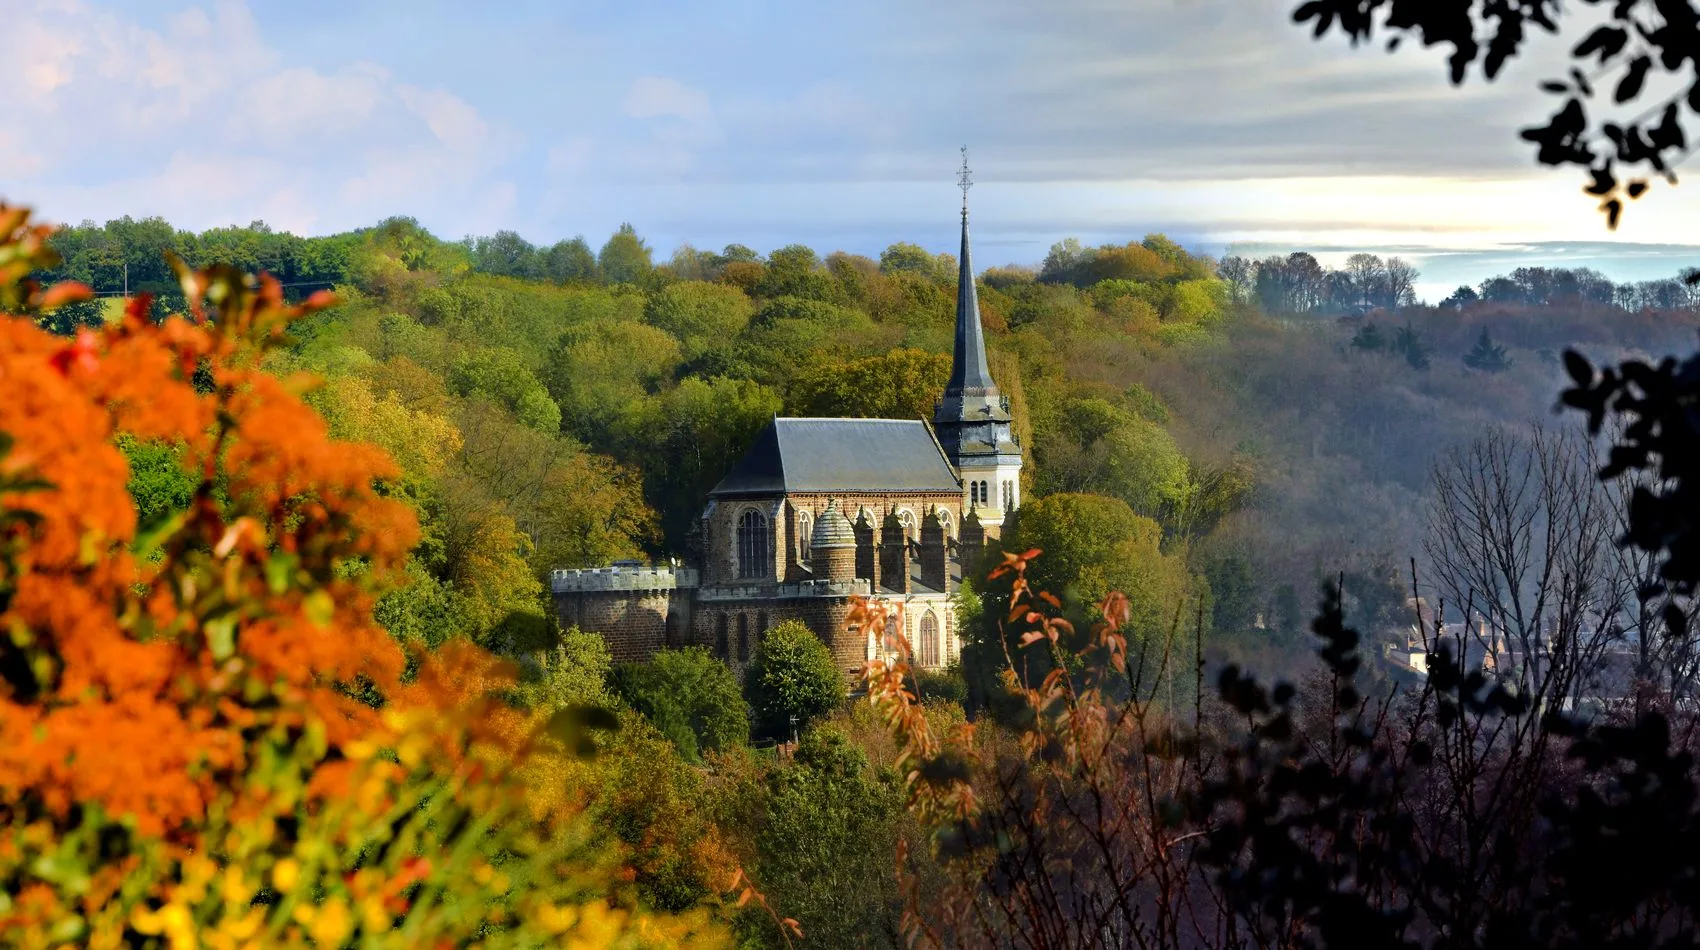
[810,499,856,583]
[932,147,1023,535]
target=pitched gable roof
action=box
[710,418,960,496]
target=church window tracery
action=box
[920,612,940,667]
[737,509,771,579]
[797,510,812,564]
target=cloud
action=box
[4,0,516,235]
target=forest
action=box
[3,202,1698,947]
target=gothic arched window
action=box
[919,612,940,668]
[938,509,953,540]
[738,614,750,662]
[737,509,771,579]
[715,615,729,660]
[897,509,917,535]
[797,510,812,563]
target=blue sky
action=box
[7,0,1700,301]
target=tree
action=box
[879,242,952,284]
[598,222,653,285]
[1292,0,1700,227]
[1350,322,1386,352]
[1424,427,1627,704]
[787,348,951,420]
[743,620,847,738]
[1463,326,1514,373]
[1344,252,1385,308]
[743,726,907,949]
[644,280,755,360]
[999,493,1193,637]
[1441,285,1480,309]
[542,236,599,283]
[613,647,749,763]
[1391,321,1431,370]
[511,625,616,710]
[447,346,562,432]
[1217,255,1254,304]
[471,229,542,279]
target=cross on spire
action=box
[958,146,973,217]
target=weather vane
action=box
[958,146,973,215]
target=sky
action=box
[7,0,1700,302]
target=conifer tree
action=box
[1463,326,1514,373]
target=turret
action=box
[919,507,948,592]
[853,509,876,585]
[809,499,856,583]
[880,509,910,594]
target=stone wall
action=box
[553,588,694,665]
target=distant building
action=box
[552,169,1023,680]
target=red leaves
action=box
[48,330,100,376]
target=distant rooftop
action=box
[710,418,960,496]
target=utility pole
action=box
[122,262,128,299]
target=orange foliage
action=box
[0,205,730,948]
[0,257,414,836]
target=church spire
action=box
[947,146,996,398]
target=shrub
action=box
[743,620,848,738]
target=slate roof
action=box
[710,418,961,496]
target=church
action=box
[551,171,1023,680]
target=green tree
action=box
[447,346,562,432]
[743,727,906,949]
[597,223,653,285]
[1463,326,1514,373]
[1351,322,1387,352]
[644,280,755,359]
[612,647,748,762]
[756,244,838,301]
[787,348,951,420]
[511,625,615,710]
[878,242,952,284]
[743,620,847,738]
[542,236,599,283]
[1391,322,1432,371]
[471,230,542,278]
[621,375,782,549]
[1002,492,1193,634]
[116,435,196,529]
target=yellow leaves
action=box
[270,858,299,894]
[305,897,352,946]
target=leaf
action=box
[1562,350,1595,386]
[1616,55,1652,103]
[303,590,335,628]
[1573,24,1629,64]
[1585,165,1618,196]
[1602,196,1624,228]
[205,616,236,661]
[35,281,92,310]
